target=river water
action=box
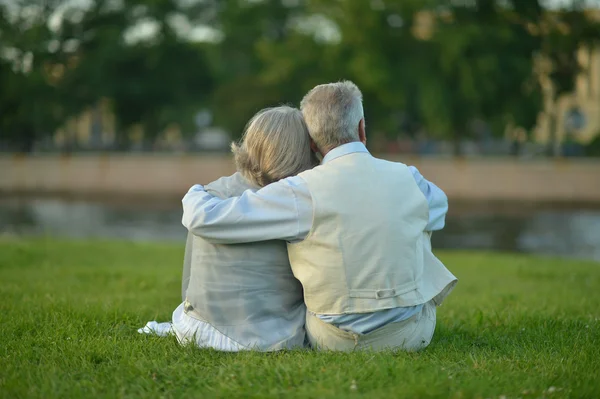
[1,196,599,261]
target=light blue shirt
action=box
[182,142,449,335]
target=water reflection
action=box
[1,197,599,261]
[0,197,184,242]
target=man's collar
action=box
[321,142,369,164]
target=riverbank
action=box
[1,238,599,398]
[2,154,600,202]
[2,196,600,260]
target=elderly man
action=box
[182,81,457,351]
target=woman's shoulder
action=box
[205,172,258,199]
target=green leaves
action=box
[1,0,214,151]
[1,0,598,153]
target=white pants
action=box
[171,303,247,351]
[306,301,437,352]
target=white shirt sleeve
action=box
[408,166,449,231]
[182,176,313,244]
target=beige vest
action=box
[287,152,457,315]
[182,173,306,350]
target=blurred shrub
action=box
[584,134,600,157]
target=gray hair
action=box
[232,106,317,187]
[300,80,364,152]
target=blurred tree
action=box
[308,0,432,140]
[1,0,599,156]
[58,0,214,149]
[263,0,544,155]
[0,1,67,152]
[107,37,213,149]
[532,2,600,155]
[252,0,436,150]
[209,0,310,138]
[414,0,544,155]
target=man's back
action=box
[288,152,430,315]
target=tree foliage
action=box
[0,0,598,154]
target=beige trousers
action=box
[306,301,437,352]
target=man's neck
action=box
[319,140,361,159]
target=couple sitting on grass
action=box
[161,81,455,352]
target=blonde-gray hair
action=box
[300,80,364,152]
[232,106,317,187]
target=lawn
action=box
[1,238,599,399]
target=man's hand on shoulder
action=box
[182,184,214,234]
[187,184,205,194]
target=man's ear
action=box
[358,118,366,145]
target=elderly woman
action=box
[173,106,316,351]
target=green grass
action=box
[1,239,599,399]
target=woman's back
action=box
[181,173,306,350]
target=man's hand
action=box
[186,184,205,194]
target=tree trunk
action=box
[115,128,131,152]
[90,103,103,149]
[452,131,463,157]
[546,99,560,157]
[15,127,35,154]
[142,114,161,152]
